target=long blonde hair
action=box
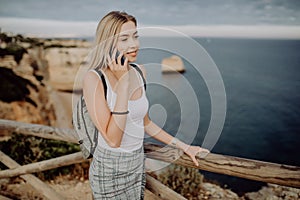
[89,11,137,70]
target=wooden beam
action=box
[144,143,300,188]
[0,194,12,200]
[0,151,65,200]
[0,152,85,179]
[144,189,163,200]
[146,174,187,200]
[0,119,76,143]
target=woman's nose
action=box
[128,37,139,48]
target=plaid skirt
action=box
[89,146,146,200]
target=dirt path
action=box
[50,90,75,129]
[0,177,92,200]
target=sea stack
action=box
[161,55,185,73]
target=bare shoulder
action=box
[137,64,147,78]
[83,70,98,85]
[83,70,104,91]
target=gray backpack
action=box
[72,63,146,159]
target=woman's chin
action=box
[128,57,137,63]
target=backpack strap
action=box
[92,64,145,99]
[93,69,107,100]
[129,63,146,90]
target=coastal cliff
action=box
[0,33,91,129]
[0,33,55,127]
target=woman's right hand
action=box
[108,49,129,82]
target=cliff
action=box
[0,33,91,129]
[0,33,55,128]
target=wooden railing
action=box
[0,119,300,199]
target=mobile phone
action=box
[115,51,125,65]
[110,49,125,65]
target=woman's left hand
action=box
[184,145,210,166]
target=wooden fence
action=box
[0,119,299,199]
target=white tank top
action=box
[92,67,149,152]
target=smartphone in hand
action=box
[110,49,125,65]
[116,51,125,65]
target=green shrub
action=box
[0,43,27,64]
[0,134,86,180]
[158,164,204,199]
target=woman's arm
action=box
[83,71,129,148]
[144,115,209,166]
[83,55,130,148]
[138,64,209,166]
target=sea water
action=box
[140,37,300,194]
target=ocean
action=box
[140,37,300,194]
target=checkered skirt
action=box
[89,146,145,200]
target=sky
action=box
[0,0,299,38]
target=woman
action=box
[83,11,210,199]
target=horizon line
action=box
[1,17,300,39]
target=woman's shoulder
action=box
[131,63,146,78]
[83,69,105,88]
[85,68,106,78]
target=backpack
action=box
[72,63,146,159]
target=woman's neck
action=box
[105,65,131,80]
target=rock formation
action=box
[161,55,185,73]
[43,39,91,91]
[0,33,56,129]
[0,33,92,130]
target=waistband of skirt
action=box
[96,145,144,157]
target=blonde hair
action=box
[89,11,137,70]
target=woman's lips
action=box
[126,50,137,57]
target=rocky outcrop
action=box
[161,55,185,73]
[0,33,56,128]
[42,39,91,128]
[44,46,90,91]
[244,184,300,200]
[0,33,92,130]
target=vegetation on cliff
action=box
[0,134,83,180]
[0,67,37,106]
